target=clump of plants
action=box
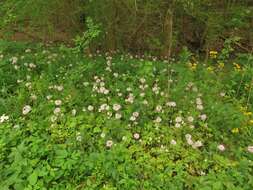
[0,41,253,189]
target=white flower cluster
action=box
[125,93,134,104]
[186,82,198,92]
[152,83,160,95]
[98,103,110,112]
[105,56,112,72]
[185,134,203,149]
[92,76,109,95]
[154,116,162,123]
[175,116,184,128]
[22,105,32,115]
[196,97,204,110]
[139,78,148,91]
[113,104,121,111]
[166,101,176,107]
[130,112,139,121]
[0,114,9,123]
[49,85,64,91]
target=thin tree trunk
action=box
[163,9,173,59]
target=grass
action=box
[0,40,253,190]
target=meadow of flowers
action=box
[0,41,253,189]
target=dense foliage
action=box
[0,0,252,55]
[0,1,252,189]
[0,40,253,189]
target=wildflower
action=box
[247,146,253,153]
[197,104,204,110]
[0,114,9,123]
[113,104,121,111]
[133,112,139,118]
[154,116,162,123]
[175,123,181,128]
[187,116,194,122]
[22,105,32,115]
[209,50,218,58]
[76,132,82,142]
[50,115,57,123]
[175,116,182,123]
[217,144,225,151]
[113,73,119,77]
[167,101,176,107]
[244,112,252,116]
[56,85,64,91]
[233,63,241,70]
[133,133,140,140]
[140,78,146,83]
[13,124,20,129]
[107,112,112,118]
[115,113,122,119]
[87,105,94,111]
[54,107,61,115]
[200,171,206,176]
[130,116,136,121]
[185,134,193,145]
[25,82,32,89]
[200,114,207,121]
[192,140,203,148]
[231,128,239,133]
[29,63,36,69]
[185,134,192,140]
[220,92,226,97]
[189,63,197,70]
[125,93,134,104]
[187,138,194,145]
[99,104,110,112]
[30,94,37,100]
[55,100,62,106]
[152,85,160,94]
[170,139,177,145]
[106,140,113,148]
[189,125,195,129]
[72,109,77,116]
[196,98,202,105]
[156,105,162,112]
[25,49,31,53]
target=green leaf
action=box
[93,126,101,133]
[28,172,38,186]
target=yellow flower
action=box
[209,50,218,58]
[233,63,241,71]
[218,62,224,69]
[244,112,252,116]
[249,120,253,124]
[231,128,239,133]
[188,62,197,70]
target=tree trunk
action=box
[163,9,173,59]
